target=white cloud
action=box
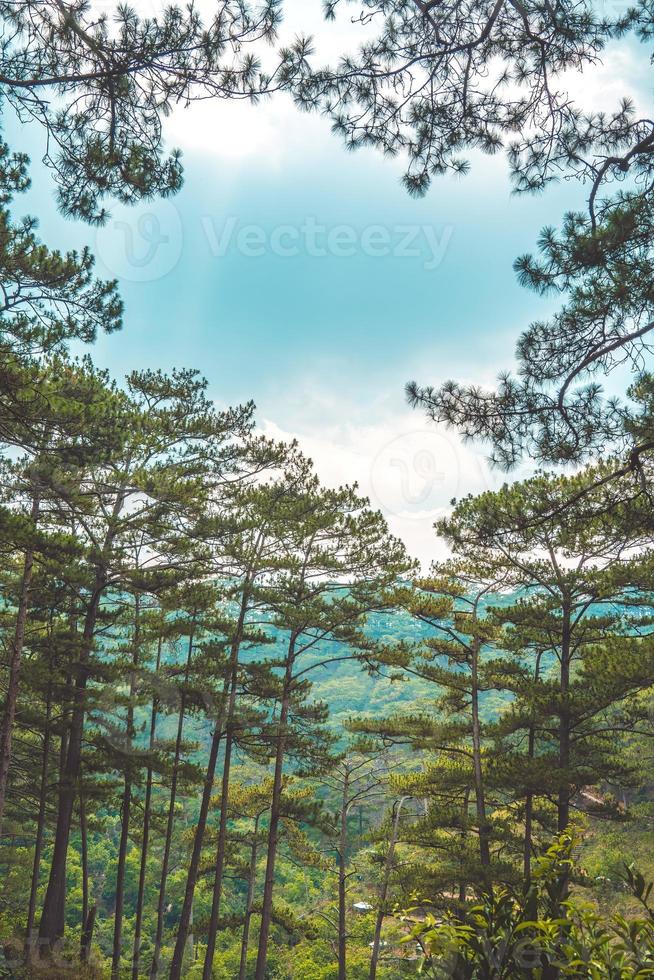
[164,94,322,168]
[259,402,506,570]
[564,40,650,114]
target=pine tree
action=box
[0,2,307,221]
[352,566,519,908]
[294,0,611,193]
[439,468,654,855]
[319,752,392,980]
[0,358,125,841]
[168,442,310,980]
[252,482,411,979]
[37,368,252,954]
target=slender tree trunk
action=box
[39,576,106,949]
[523,653,542,888]
[112,593,140,980]
[254,639,296,980]
[112,767,132,978]
[238,815,260,980]
[150,629,194,979]
[458,787,470,905]
[167,694,227,980]
[39,494,125,951]
[187,899,194,968]
[0,491,40,838]
[524,652,543,886]
[470,642,491,874]
[80,905,97,964]
[80,789,89,955]
[171,586,252,980]
[58,674,71,781]
[369,797,408,980]
[524,724,535,883]
[51,667,73,948]
[202,623,246,979]
[338,771,349,980]
[201,731,235,979]
[132,632,162,980]
[558,609,572,834]
[25,673,52,959]
[80,793,98,964]
[202,729,233,980]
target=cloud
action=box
[259,400,506,569]
[164,94,322,168]
[564,38,651,113]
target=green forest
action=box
[2,0,654,977]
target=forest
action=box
[2,0,654,977]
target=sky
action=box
[10,0,651,566]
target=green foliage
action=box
[0,1,308,222]
[2,3,654,977]
[405,833,654,978]
[294,0,608,195]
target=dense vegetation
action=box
[2,0,654,977]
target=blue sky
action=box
[10,2,651,564]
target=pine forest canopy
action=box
[1,0,654,978]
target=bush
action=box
[403,833,654,978]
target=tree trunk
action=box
[167,695,226,980]
[80,790,89,954]
[254,638,296,980]
[238,815,260,980]
[470,641,491,874]
[80,905,97,964]
[202,628,244,979]
[458,786,470,904]
[201,733,235,979]
[187,899,194,968]
[39,576,105,949]
[132,632,163,980]
[524,724,535,883]
[0,490,40,838]
[369,798,407,980]
[112,770,132,978]
[58,673,71,783]
[25,673,52,960]
[338,771,349,980]
[551,605,573,917]
[558,609,572,834]
[112,593,140,980]
[171,585,251,980]
[524,652,543,886]
[150,629,194,979]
